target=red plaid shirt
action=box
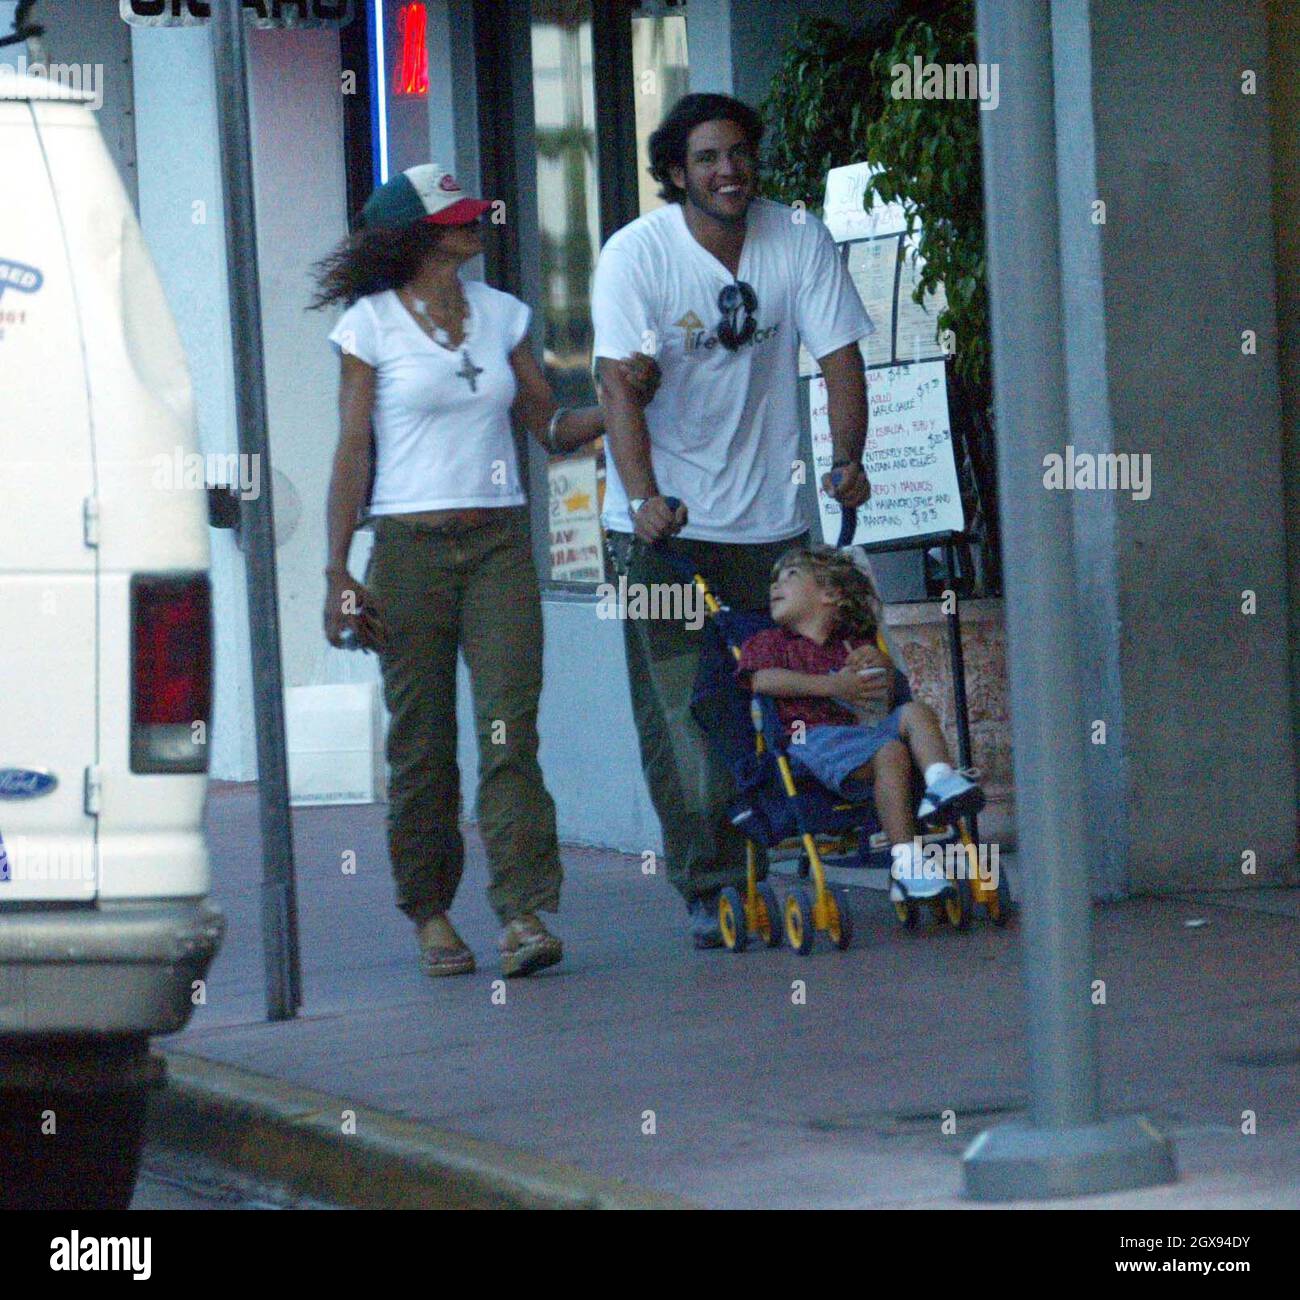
[735,626,877,735]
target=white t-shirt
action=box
[327,280,531,514]
[591,198,874,542]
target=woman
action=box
[311,164,657,979]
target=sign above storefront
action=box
[120,0,356,26]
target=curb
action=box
[148,1050,692,1210]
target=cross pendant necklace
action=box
[410,292,481,392]
[456,351,484,392]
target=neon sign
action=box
[392,3,428,97]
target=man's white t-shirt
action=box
[328,280,531,514]
[590,197,874,543]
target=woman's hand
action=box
[324,570,389,652]
[613,353,661,408]
[510,345,659,453]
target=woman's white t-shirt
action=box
[327,280,531,514]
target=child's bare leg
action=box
[897,701,952,771]
[859,740,915,844]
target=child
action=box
[735,545,983,899]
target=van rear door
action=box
[0,86,99,903]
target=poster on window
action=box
[811,359,965,548]
[548,455,604,582]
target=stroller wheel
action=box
[890,882,918,929]
[756,882,783,948]
[942,877,973,931]
[826,887,853,951]
[784,887,815,955]
[718,887,748,952]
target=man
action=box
[592,92,875,948]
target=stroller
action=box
[655,528,1010,955]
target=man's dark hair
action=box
[647,93,764,204]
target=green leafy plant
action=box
[761,18,884,214]
[864,0,988,397]
[760,2,1000,593]
[761,3,988,395]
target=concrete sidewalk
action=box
[163,783,1300,1209]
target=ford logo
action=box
[0,768,58,799]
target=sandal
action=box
[417,915,475,977]
[498,913,563,978]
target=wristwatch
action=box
[628,497,649,522]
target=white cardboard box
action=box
[286,683,385,805]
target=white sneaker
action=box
[917,768,985,825]
[890,849,948,900]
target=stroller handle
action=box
[829,469,857,549]
[648,497,696,580]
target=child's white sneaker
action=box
[890,842,947,899]
[917,767,985,826]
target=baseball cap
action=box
[361,163,493,230]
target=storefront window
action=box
[530,1,604,581]
[529,1,688,586]
[632,10,688,216]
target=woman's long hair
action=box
[308,221,446,311]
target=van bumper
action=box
[0,898,224,1039]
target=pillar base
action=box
[962,1114,1177,1202]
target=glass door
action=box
[526,0,688,586]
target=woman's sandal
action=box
[420,944,475,977]
[417,916,476,977]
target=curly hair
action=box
[308,221,448,311]
[772,545,882,641]
[647,92,765,205]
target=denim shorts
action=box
[786,709,908,797]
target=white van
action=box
[0,72,223,1209]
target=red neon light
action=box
[393,3,429,98]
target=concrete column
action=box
[1266,0,1300,817]
[1087,0,1296,890]
[962,0,1175,1201]
[1051,0,1129,897]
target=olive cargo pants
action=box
[365,510,561,926]
[605,529,809,906]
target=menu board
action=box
[804,163,963,546]
[811,359,965,547]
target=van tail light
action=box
[131,573,212,774]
